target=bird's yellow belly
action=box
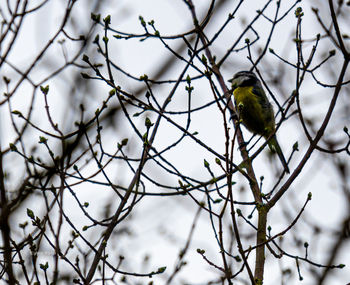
[233,86,261,115]
[233,86,266,135]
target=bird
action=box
[228,71,290,173]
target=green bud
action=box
[145,117,153,128]
[185,86,194,93]
[103,15,111,25]
[293,141,299,151]
[39,136,48,144]
[140,74,148,81]
[81,73,90,79]
[93,34,99,43]
[9,143,17,152]
[40,85,49,95]
[3,76,11,84]
[139,16,146,27]
[27,208,35,219]
[40,262,49,271]
[186,74,191,84]
[142,132,148,143]
[307,192,312,200]
[209,177,217,184]
[82,54,89,62]
[157,266,166,273]
[91,13,101,22]
[295,7,304,17]
[196,248,205,254]
[19,221,28,229]
[201,54,207,64]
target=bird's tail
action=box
[267,135,290,174]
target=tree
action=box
[1,0,349,284]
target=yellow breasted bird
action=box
[228,71,290,173]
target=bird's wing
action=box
[252,85,275,133]
[252,85,269,107]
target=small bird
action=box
[228,71,290,173]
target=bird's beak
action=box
[228,77,238,89]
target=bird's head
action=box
[228,71,258,89]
